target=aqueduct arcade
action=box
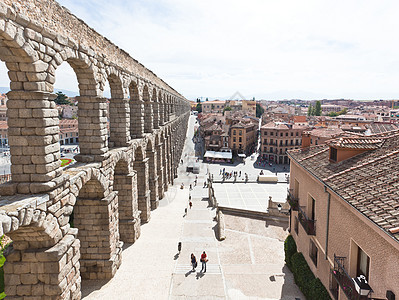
[0,1,190,299]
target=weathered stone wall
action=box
[0,1,191,299]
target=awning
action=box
[238,154,246,158]
[204,151,232,159]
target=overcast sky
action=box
[2,0,399,100]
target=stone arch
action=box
[133,145,150,223]
[129,80,144,138]
[73,177,122,280]
[112,156,141,243]
[143,85,153,133]
[107,72,130,147]
[146,138,159,209]
[3,210,81,299]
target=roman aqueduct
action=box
[0,1,191,298]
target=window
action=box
[270,139,273,145]
[357,246,370,279]
[286,132,288,136]
[285,140,288,146]
[270,147,273,152]
[263,147,266,152]
[271,132,274,136]
[239,130,242,136]
[296,132,298,136]
[330,147,337,162]
[309,240,318,267]
[263,139,267,144]
[233,137,236,142]
[239,137,242,142]
[264,131,267,136]
[294,217,299,234]
[280,132,283,137]
[233,130,236,135]
[239,144,242,149]
[291,132,293,136]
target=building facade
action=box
[229,120,257,155]
[260,122,306,164]
[287,131,399,300]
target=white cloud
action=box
[2,0,399,100]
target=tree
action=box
[315,101,322,116]
[54,92,71,105]
[195,103,202,113]
[328,112,338,117]
[307,104,312,116]
[256,103,264,118]
[223,106,232,115]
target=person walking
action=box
[178,242,182,253]
[191,253,197,271]
[189,201,192,209]
[200,251,207,273]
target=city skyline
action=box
[2,0,399,100]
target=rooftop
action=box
[288,130,399,241]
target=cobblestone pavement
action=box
[82,116,303,299]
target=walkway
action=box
[82,116,303,299]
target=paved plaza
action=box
[81,115,303,299]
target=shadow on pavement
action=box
[196,272,205,280]
[185,270,195,277]
[81,279,110,298]
[174,253,180,260]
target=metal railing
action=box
[287,188,299,211]
[331,255,366,300]
[298,206,316,235]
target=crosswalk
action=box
[174,263,221,275]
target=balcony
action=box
[287,189,298,210]
[298,206,316,235]
[331,255,369,300]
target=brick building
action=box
[260,122,307,164]
[287,131,399,300]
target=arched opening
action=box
[0,61,10,182]
[107,73,129,148]
[73,178,121,280]
[129,81,143,139]
[133,146,150,223]
[113,159,140,243]
[146,139,159,210]
[54,61,80,166]
[143,85,153,133]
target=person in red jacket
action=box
[200,251,207,273]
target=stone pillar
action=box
[146,149,159,210]
[109,98,130,147]
[158,101,164,126]
[6,91,62,194]
[153,101,160,129]
[114,172,141,243]
[4,229,81,299]
[167,137,173,185]
[162,139,169,192]
[130,99,144,139]
[134,158,151,223]
[144,101,153,133]
[164,101,169,123]
[156,142,164,200]
[76,96,108,162]
[75,191,122,280]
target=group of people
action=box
[191,251,208,273]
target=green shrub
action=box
[291,252,315,296]
[308,277,331,300]
[284,235,297,269]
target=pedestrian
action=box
[239,171,241,177]
[189,201,192,209]
[189,194,191,201]
[178,242,182,253]
[189,184,192,190]
[191,253,197,271]
[200,251,207,273]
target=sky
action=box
[2,0,399,100]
